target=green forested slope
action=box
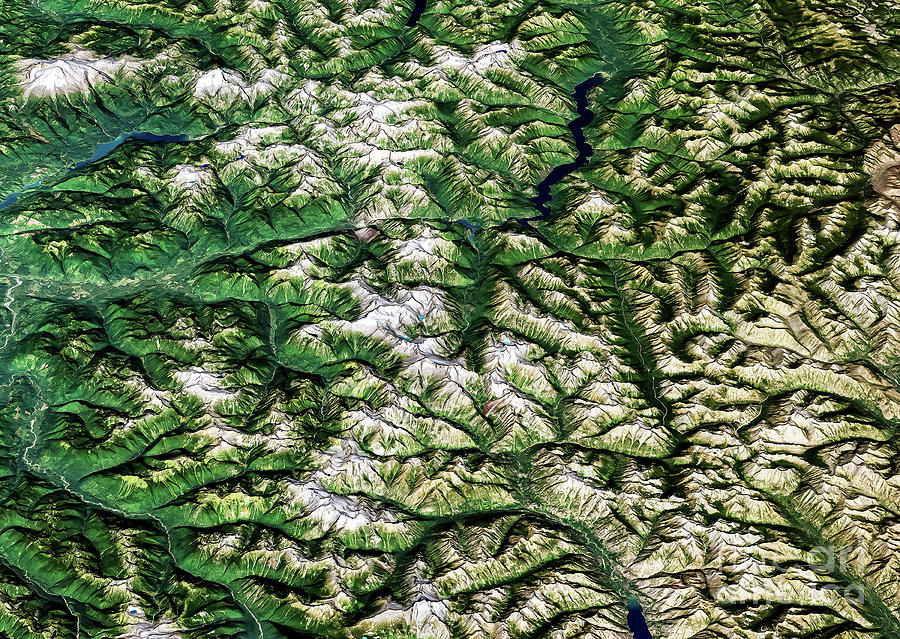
[0,0,899,637]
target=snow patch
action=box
[16,48,139,98]
[194,69,248,100]
[201,411,297,455]
[360,558,451,639]
[173,367,236,406]
[129,377,168,409]
[194,68,287,100]
[342,279,443,338]
[434,40,522,75]
[120,607,182,639]
[286,478,398,532]
[171,165,207,190]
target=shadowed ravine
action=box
[515,72,606,225]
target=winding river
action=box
[509,69,655,637]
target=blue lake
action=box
[454,219,481,232]
[0,131,188,210]
[514,72,606,225]
[627,600,652,639]
[406,0,426,26]
[70,131,189,170]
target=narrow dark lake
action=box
[516,72,606,225]
[406,0,426,26]
[627,600,653,639]
[0,132,189,210]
